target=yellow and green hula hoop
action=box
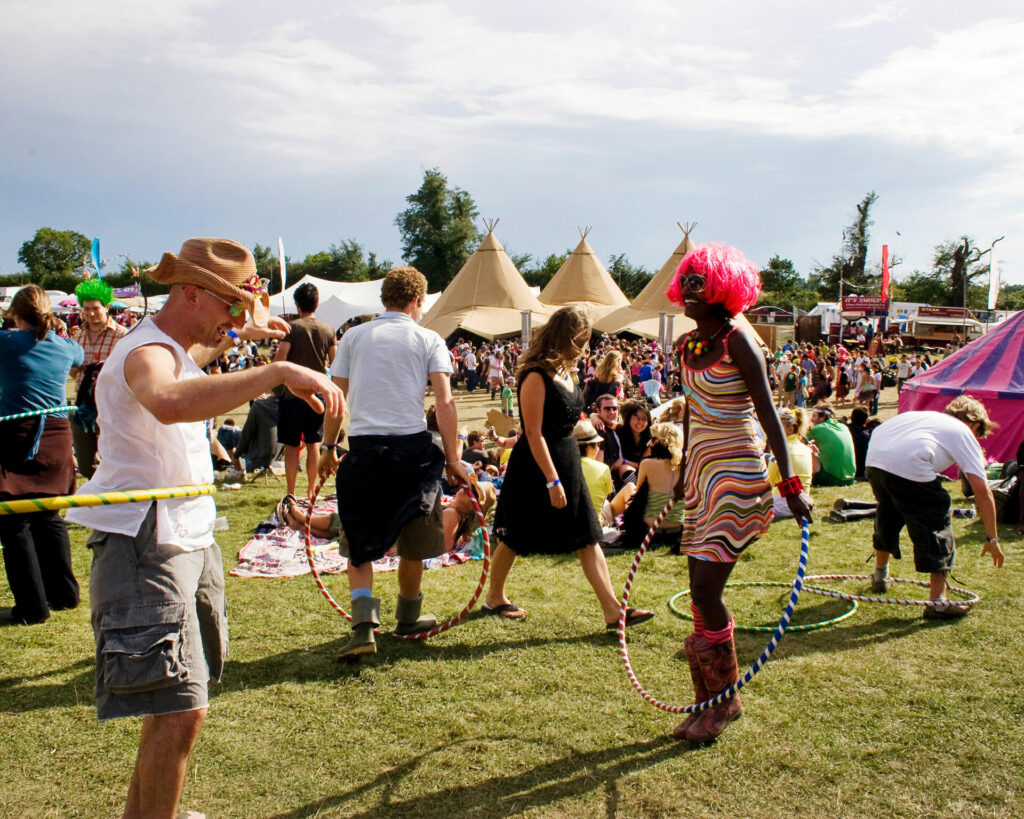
[0,485,216,516]
[669,580,859,633]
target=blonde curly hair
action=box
[649,422,684,470]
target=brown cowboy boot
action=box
[672,633,709,738]
[684,636,743,743]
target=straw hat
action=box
[572,419,604,445]
[147,237,270,327]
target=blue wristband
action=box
[546,478,561,488]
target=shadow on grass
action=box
[0,657,94,712]
[266,734,690,819]
[216,627,625,692]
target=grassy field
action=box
[2,388,1022,818]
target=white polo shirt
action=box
[331,311,451,436]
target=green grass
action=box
[3,394,1023,817]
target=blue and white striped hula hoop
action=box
[0,405,77,423]
[617,498,810,714]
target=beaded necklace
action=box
[683,320,730,359]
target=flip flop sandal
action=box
[480,602,527,619]
[275,494,297,524]
[607,607,655,629]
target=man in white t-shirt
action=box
[865,396,1005,618]
[320,267,470,660]
[67,238,344,819]
[895,354,911,392]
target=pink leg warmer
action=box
[704,618,735,646]
[690,601,705,636]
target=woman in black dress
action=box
[482,306,653,628]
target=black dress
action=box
[493,368,601,555]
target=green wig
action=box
[75,279,114,306]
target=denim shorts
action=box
[87,507,227,720]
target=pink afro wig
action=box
[665,242,761,317]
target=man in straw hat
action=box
[319,266,471,661]
[66,238,344,819]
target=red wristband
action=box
[776,475,804,498]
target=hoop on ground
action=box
[0,485,216,516]
[617,496,811,714]
[303,474,491,639]
[801,574,980,608]
[0,405,77,423]
[669,581,858,633]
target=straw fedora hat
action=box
[572,419,604,446]
[147,237,270,327]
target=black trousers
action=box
[0,511,79,623]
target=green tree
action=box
[606,254,652,300]
[756,256,819,311]
[814,191,879,298]
[997,284,1024,310]
[289,240,392,285]
[18,228,92,280]
[394,168,482,290]
[520,251,570,289]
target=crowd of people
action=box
[1,236,1018,817]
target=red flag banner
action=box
[881,244,891,300]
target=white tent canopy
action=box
[270,275,440,327]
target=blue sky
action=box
[3,1,1022,291]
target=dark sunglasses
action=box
[683,274,706,293]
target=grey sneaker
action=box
[870,568,892,593]
[923,600,971,620]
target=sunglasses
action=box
[683,274,706,293]
[201,288,246,318]
[600,405,619,411]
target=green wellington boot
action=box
[395,593,437,636]
[336,596,381,662]
[672,633,710,739]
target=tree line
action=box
[5,176,1021,311]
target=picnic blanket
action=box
[231,494,487,578]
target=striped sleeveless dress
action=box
[679,327,772,561]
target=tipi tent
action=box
[420,221,552,341]
[593,223,699,340]
[539,229,630,323]
[899,310,1024,463]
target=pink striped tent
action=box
[899,310,1024,463]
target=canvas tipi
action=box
[420,221,551,341]
[593,222,699,340]
[539,228,630,323]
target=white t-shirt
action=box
[865,411,987,483]
[331,311,451,436]
[896,360,911,378]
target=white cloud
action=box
[834,2,907,30]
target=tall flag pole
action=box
[881,244,890,300]
[277,237,287,314]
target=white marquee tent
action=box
[270,275,441,328]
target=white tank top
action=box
[66,317,216,550]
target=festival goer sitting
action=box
[279,473,496,552]
[574,419,634,528]
[767,408,814,520]
[630,423,685,545]
[807,405,856,486]
[641,365,664,407]
[589,393,634,488]
[846,407,871,482]
[618,399,652,477]
[461,431,494,470]
[582,349,625,411]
